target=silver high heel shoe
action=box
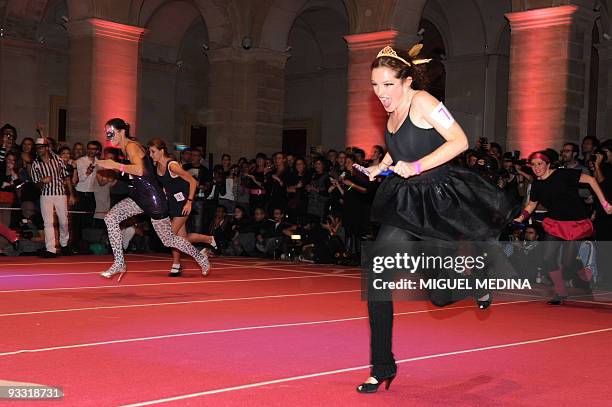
[101,264,127,282]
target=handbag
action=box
[542,218,593,241]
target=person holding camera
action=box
[1,124,18,156]
[580,136,599,166]
[514,150,612,305]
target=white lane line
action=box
[570,300,612,306]
[0,299,535,357]
[119,326,612,406]
[0,262,360,279]
[242,264,361,279]
[0,290,360,317]
[0,265,250,278]
[0,259,171,267]
[0,273,359,294]
[499,290,612,300]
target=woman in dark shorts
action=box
[148,138,217,277]
[96,119,210,280]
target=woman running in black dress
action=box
[357,45,517,393]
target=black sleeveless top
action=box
[156,160,190,217]
[126,143,168,217]
[384,114,445,163]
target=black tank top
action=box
[384,114,445,163]
[126,142,168,216]
[157,160,189,200]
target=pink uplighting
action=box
[344,31,400,153]
[71,19,145,145]
[505,6,577,156]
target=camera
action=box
[591,148,608,163]
[477,137,489,152]
[19,220,34,239]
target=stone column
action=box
[595,41,612,138]
[67,19,145,145]
[443,54,488,145]
[206,47,288,159]
[567,6,598,141]
[344,30,418,152]
[505,5,578,154]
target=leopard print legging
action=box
[104,198,209,274]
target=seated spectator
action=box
[224,205,253,256]
[237,206,272,256]
[208,205,232,253]
[11,201,45,255]
[258,207,293,258]
[300,213,346,264]
[505,223,544,283]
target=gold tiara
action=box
[376,44,432,66]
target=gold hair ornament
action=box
[376,44,432,66]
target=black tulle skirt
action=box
[371,165,519,240]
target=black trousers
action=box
[368,224,466,378]
[367,225,417,378]
[73,191,96,249]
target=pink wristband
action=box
[603,201,610,209]
[119,164,125,174]
[414,161,422,175]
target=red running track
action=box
[0,254,611,406]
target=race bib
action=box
[429,102,455,129]
[174,192,186,202]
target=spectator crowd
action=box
[1,122,611,283]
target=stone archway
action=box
[284,0,349,152]
[137,0,210,145]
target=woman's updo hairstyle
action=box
[106,118,134,140]
[371,44,433,90]
[147,138,170,157]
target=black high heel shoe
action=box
[546,294,567,305]
[356,375,396,393]
[476,292,492,310]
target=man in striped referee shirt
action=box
[31,137,76,258]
